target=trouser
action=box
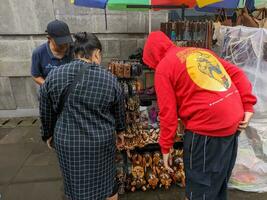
[183,130,240,200]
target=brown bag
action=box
[254,8,267,28]
[217,9,232,26]
[236,8,259,28]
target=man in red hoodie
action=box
[143,31,257,200]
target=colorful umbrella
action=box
[71,0,225,31]
[195,0,257,15]
[196,0,223,8]
[108,0,223,10]
[72,0,107,9]
[195,0,241,10]
[108,0,150,11]
[71,0,223,10]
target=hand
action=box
[46,136,54,150]
[163,153,174,173]
[116,132,125,150]
[238,112,254,131]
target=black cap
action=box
[46,20,73,45]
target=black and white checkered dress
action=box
[39,60,125,200]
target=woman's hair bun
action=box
[74,32,88,42]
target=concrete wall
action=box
[0,0,167,117]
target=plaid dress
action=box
[39,60,125,200]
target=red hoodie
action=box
[143,31,257,154]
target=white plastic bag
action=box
[219,26,267,193]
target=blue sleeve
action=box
[31,50,42,77]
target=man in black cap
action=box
[31,20,73,85]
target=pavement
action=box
[0,118,267,200]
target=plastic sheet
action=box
[219,26,267,193]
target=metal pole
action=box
[149,0,152,33]
[105,8,108,30]
[181,5,185,20]
[149,10,152,33]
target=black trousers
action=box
[183,130,240,200]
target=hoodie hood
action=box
[143,31,175,69]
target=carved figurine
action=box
[116,168,126,194]
[142,152,153,170]
[178,162,186,187]
[131,163,147,192]
[145,167,159,190]
[132,153,143,166]
[159,170,172,189]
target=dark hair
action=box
[73,32,102,59]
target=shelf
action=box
[125,141,183,153]
[117,77,138,80]
[139,94,157,101]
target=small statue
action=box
[178,162,186,187]
[142,152,153,170]
[131,165,147,192]
[132,153,143,166]
[145,167,159,190]
[159,170,172,189]
[116,168,126,194]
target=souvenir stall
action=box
[70,0,267,194]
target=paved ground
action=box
[0,118,267,200]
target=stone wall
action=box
[0,0,167,117]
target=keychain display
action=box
[161,21,213,49]
[108,59,143,78]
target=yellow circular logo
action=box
[186,51,231,91]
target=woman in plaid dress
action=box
[39,32,125,200]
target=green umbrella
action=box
[108,0,150,11]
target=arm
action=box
[31,50,44,85]
[112,81,126,132]
[112,81,126,149]
[155,72,178,154]
[39,79,57,142]
[33,76,45,85]
[219,58,257,112]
